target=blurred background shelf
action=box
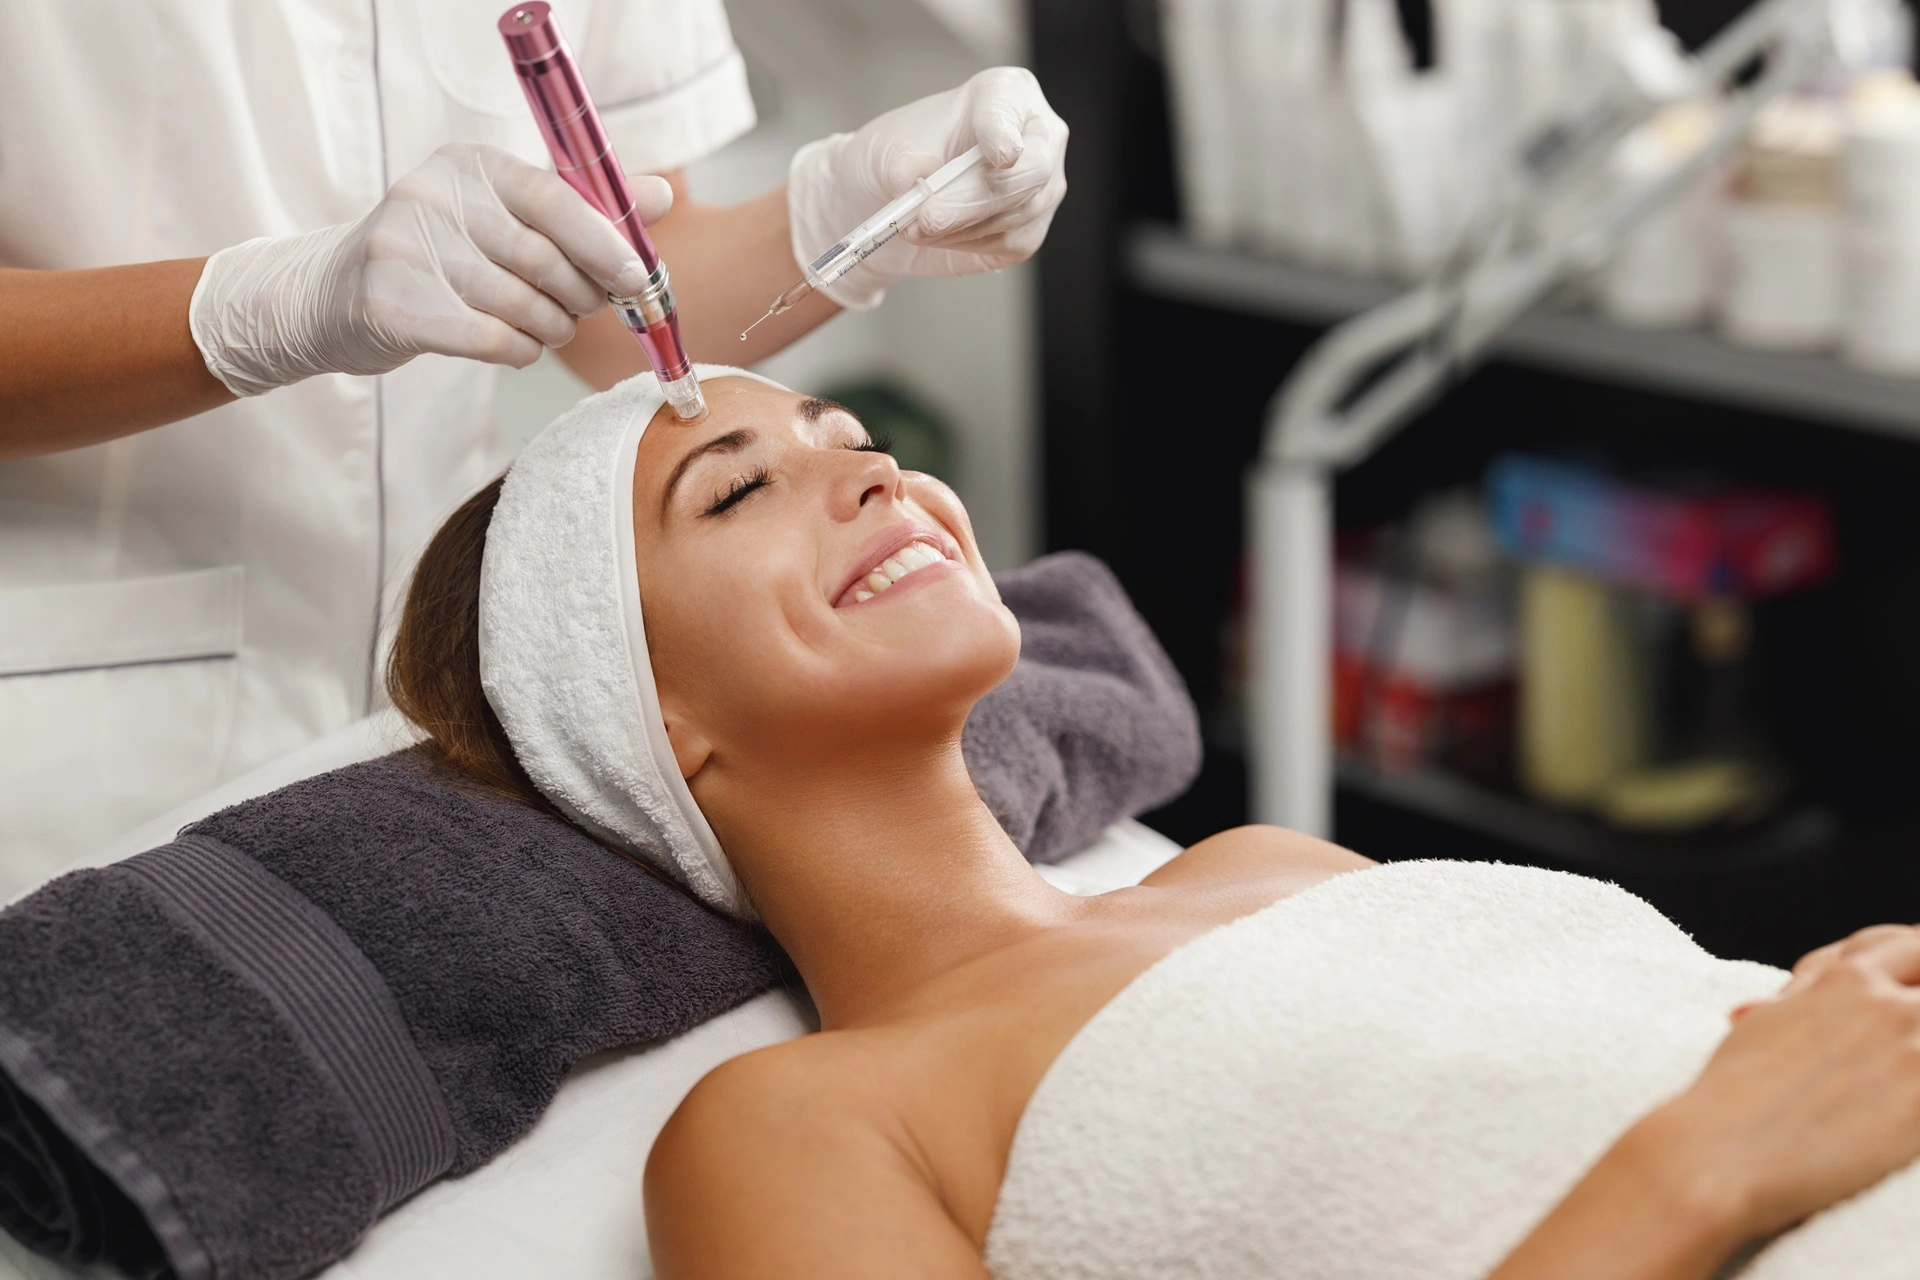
[1125,222,1920,443]
[1030,2,1920,968]
[1334,756,1839,877]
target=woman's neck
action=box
[708,734,1082,1029]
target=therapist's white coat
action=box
[0,0,756,895]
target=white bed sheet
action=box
[0,717,1182,1280]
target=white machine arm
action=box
[1248,0,1836,833]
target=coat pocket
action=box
[0,566,243,677]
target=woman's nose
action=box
[829,449,905,520]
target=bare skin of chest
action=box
[760,832,1374,1248]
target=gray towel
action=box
[0,551,1200,1280]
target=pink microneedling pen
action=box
[499,2,704,419]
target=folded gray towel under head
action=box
[0,550,1199,1280]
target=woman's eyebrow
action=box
[661,428,756,519]
[797,396,852,424]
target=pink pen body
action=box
[499,2,699,403]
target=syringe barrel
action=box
[499,3,660,271]
[806,188,930,288]
[807,150,981,288]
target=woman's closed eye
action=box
[700,435,894,518]
[703,465,774,518]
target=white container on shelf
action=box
[1600,105,1725,329]
[1357,75,1468,277]
[1295,102,1387,273]
[1295,0,1409,274]
[1718,97,1844,351]
[1721,204,1844,349]
[1237,0,1327,260]
[1842,71,1920,374]
[1161,0,1248,247]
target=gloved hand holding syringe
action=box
[740,146,986,342]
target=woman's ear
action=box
[660,700,714,782]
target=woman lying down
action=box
[392,363,1920,1280]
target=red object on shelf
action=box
[1333,652,1514,773]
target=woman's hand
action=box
[1654,923,1920,1240]
[1491,923,1920,1280]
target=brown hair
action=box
[386,476,558,817]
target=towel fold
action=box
[967,552,1201,860]
[984,860,1920,1280]
[0,550,1199,1280]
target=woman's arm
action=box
[552,173,841,389]
[0,261,234,457]
[1492,923,1920,1280]
[1485,1109,1749,1280]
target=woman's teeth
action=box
[851,540,950,603]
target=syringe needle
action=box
[738,306,776,343]
[740,278,821,341]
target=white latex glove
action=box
[787,66,1069,311]
[190,142,672,396]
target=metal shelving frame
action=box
[1127,222,1920,445]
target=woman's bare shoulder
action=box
[645,1033,985,1278]
[646,1029,918,1205]
[652,1033,864,1152]
[1138,823,1376,894]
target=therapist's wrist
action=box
[189,225,358,398]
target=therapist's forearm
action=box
[0,260,235,457]
[555,177,841,390]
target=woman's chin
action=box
[836,589,1019,706]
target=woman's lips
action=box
[833,531,963,608]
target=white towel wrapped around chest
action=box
[984,860,1920,1280]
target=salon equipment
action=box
[499,3,705,419]
[0,551,1199,1280]
[1248,0,1841,834]
[739,145,986,341]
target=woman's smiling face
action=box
[631,376,1019,782]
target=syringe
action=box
[740,146,986,341]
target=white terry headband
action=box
[478,364,782,919]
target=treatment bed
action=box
[0,711,1182,1280]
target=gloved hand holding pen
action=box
[189,141,673,397]
[786,66,1071,312]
